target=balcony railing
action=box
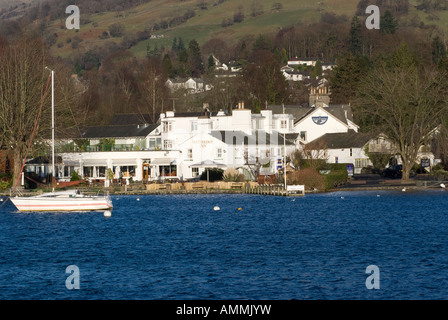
[56,143,162,153]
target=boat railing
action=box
[10,188,24,197]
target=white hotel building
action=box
[46,103,298,183]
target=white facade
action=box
[158,104,296,180]
[324,147,372,174]
[294,106,358,144]
[58,150,180,182]
[53,104,297,182]
[165,77,211,94]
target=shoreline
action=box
[1,184,444,197]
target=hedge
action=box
[324,170,348,191]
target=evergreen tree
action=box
[188,39,204,76]
[171,37,178,52]
[349,15,363,55]
[162,53,174,78]
[313,59,323,78]
[281,48,288,65]
[207,54,215,73]
[178,37,185,51]
[381,10,398,35]
[392,41,417,69]
[329,54,369,104]
[432,36,446,66]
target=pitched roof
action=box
[81,124,159,139]
[306,131,375,150]
[267,104,311,120]
[109,113,154,126]
[169,111,218,118]
[267,104,354,125]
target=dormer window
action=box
[280,120,288,129]
[163,121,172,132]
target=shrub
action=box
[287,167,348,191]
[431,169,448,180]
[223,168,244,182]
[109,23,125,37]
[287,168,326,191]
[324,171,348,190]
[200,168,223,182]
[71,171,81,182]
[0,180,10,190]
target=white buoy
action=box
[136,198,140,201]
[104,210,112,217]
[340,196,344,199]
[402,188,406,192]
[441,183,446,189]
[213,205,220,211]
[377,194,380,197]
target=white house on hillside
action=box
[165,77,212,94]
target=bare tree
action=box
[0,36,51,187]
[0,35,77,187]
[138,57,169,122]
[355,44,448,180]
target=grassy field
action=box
[48,0,360,58]
[45,0,448,59]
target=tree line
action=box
[3,2,448,183]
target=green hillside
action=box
[29,0,448,59]
[47,0,360,58]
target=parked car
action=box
[381,165,403,178]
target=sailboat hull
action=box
[10,196,113,212]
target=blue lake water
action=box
[1,190,448,300]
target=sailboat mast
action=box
[51,70,55,190]
[45,66,55,189]
[282,104,287,190]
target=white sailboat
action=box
[10,68,113,212]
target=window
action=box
[280,120,288,129]
[187,148,193,160]
[83,166,94,178]
[120,166,136,177]
[300,131,307,141]
[350,148,353,157]
[355,158,369,168]
[192,167,199,177]
[64,166,74,178]
[97,166,106,177]
[191,121,198,131]
[163,140,173,150]
[335,156,338,163]
[216,148,222,159]
[149,138,161,149]
[160,165,176,177]
[163,121,172,132]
